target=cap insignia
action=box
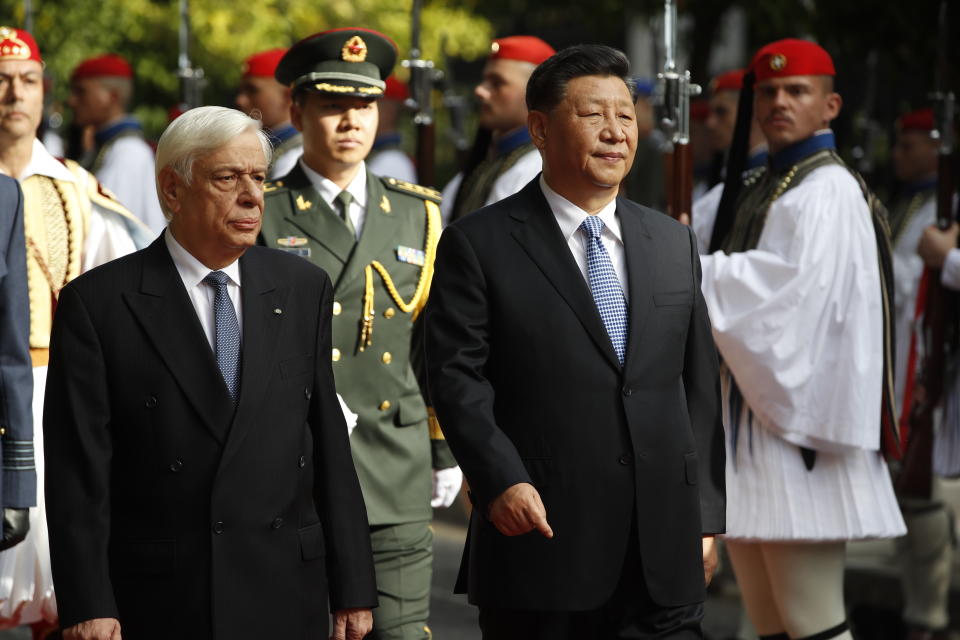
[0,27,32,60]
[770,54,787,71]
[490,41,500,54]
[342,36,368,63]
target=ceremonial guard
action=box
[236,48,303,179]
[259,29,461,640]
[0,27,150,633]
[698,39,905,640]
[691,69,767,254]
[906,107,957,638]
[368,76,417,183]
[440,36,554,223]
[69,54,166,235]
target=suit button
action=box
[381,352,392,364]
[333,301,342,316]
[618,454,634,465]
[621,386,633,397]
[169,459,183,473]
[304,387,312,400]
[332,348,341,362]
[379,400,391,411]
[213,521,224,535]
[145,396,158,408]
[271,518,284,530]
[383,307,395,319]
[298,455,306,468]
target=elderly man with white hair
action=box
[44,106,377,640]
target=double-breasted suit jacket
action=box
[260,165,456,527]
[424,178,726,610]
[44,238,376,640]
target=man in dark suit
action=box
[0,174,34,549]
[44,106,376,640]
[424,45,725,639]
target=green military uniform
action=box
[265,29,460,638]
[261,164,455,639]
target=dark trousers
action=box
[478,525,703,640]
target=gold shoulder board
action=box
[381,176,442,203]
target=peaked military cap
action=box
[276,28,398,99]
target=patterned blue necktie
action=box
[204,271,241,403]
[579,216,628,365]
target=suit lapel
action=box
[618,198,655,371]
[336,171,403,291]
[509,180,621,370]
[280,164,356,266]
[123,237,234,443]
[218,248,287,469]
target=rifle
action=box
[657,0,700,221]
[897,0,957,499]
[176,0,205,112]
[402,0,437,187]
[849,50,883,180]
[438,35,471,170]
[22,0,33,32]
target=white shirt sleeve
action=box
[699,166,883,452]
[439,172,463,226]
[941,248,960,291]
[483,150,542,207]
[691,183,723,255]
[96,137,165,237]
[368,149,417,184]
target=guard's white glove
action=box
[431,466,463,508]
[338,394,359,436]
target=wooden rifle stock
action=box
[665,143,693,220]
[416,121,436,189]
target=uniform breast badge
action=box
[396,246,426,266]
[276,236,310,257]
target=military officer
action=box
[259,28,461,640]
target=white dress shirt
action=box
[164,229,243,350]
[300,159,368,239]
[539,175,628,300]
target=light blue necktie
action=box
[579,216,628,365]
[204,271,241,403]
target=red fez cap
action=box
[897,108,935,132]
[490,36,555,66]
[384,75,408,101]
[712,69,745,93]
[72,54,133,81]
[243,48,287,78]
[690,99,709,122]
[0,26,41,64]
[751,38,835,84]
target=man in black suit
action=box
[424,45,725,639]
[44,106,376,640]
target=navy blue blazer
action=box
[0,174,34,508]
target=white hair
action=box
[155,106,272,218]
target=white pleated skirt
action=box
[723,396,906,542]
[0,366,57,627]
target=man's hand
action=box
[488,483,553,538]
[702,536,718,587]
[918,223,959,269]
[0,508,29,551]
[431,466,463,508]
[63,618,121,640]
[330,608,373,640]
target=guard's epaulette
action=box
[263,179,287,194]
[381,176,442,203]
